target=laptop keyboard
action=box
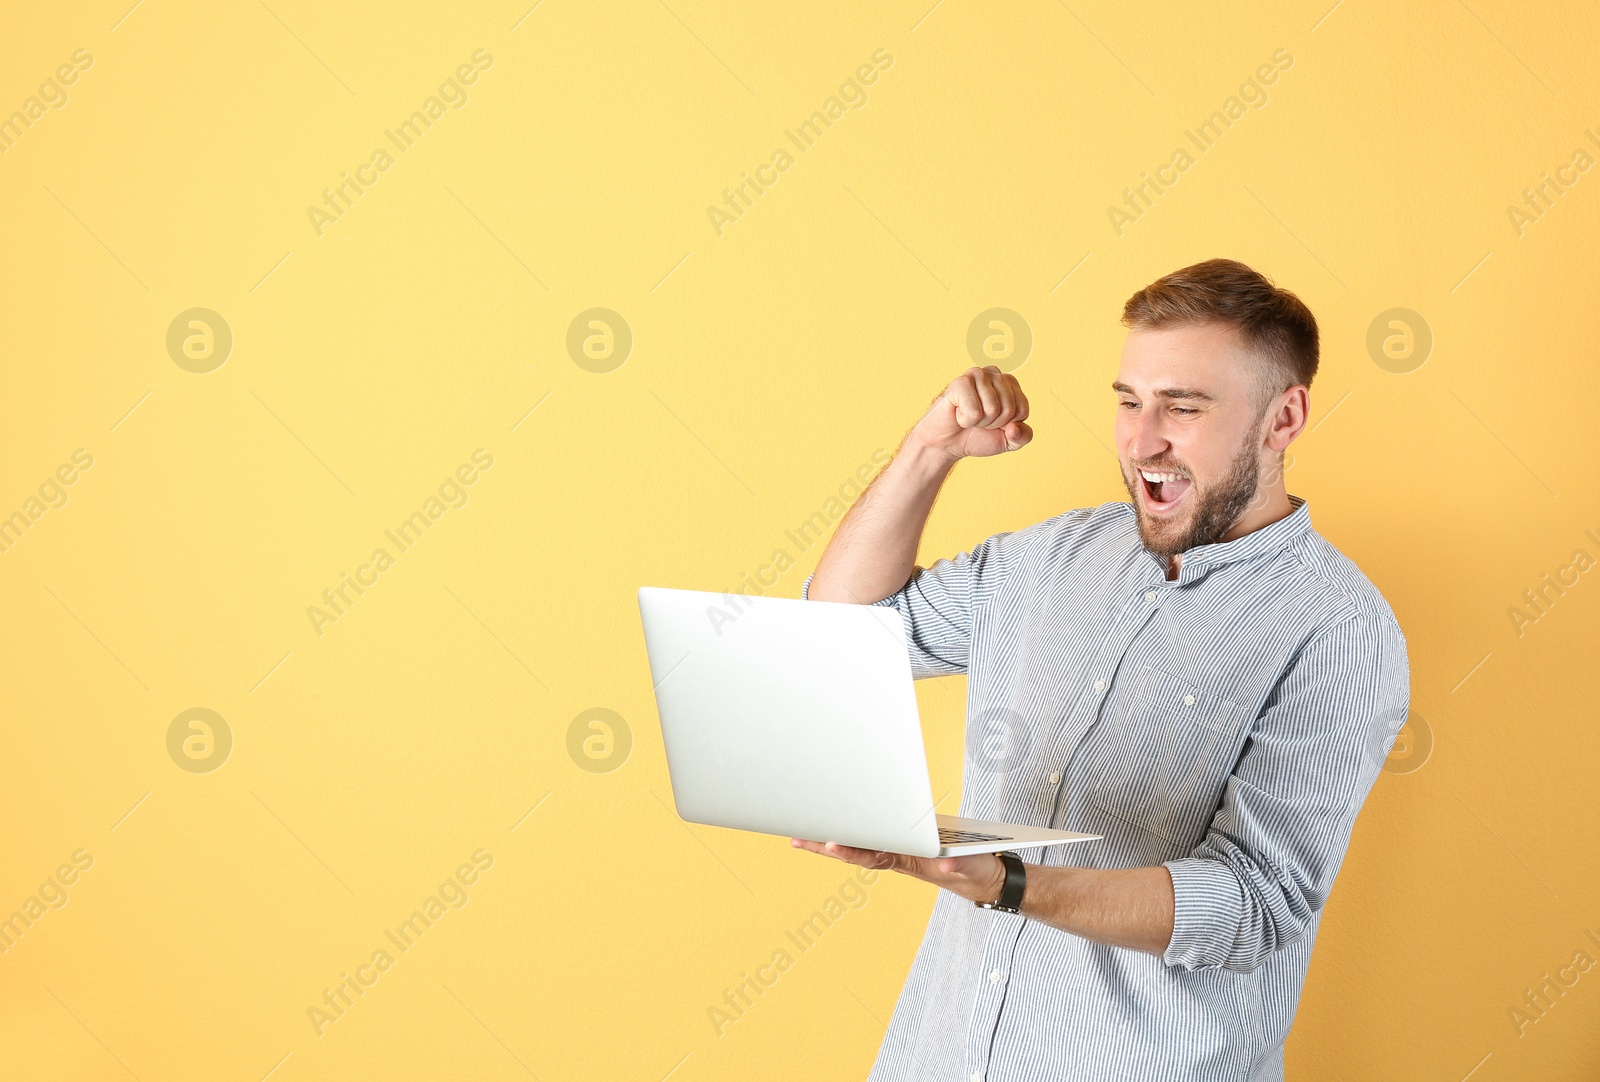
[938,827,1013,844]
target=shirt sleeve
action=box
[799,525,1038,679]
[1161,607,1411,974]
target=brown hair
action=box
[1121,258,1318,411]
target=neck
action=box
[1221,485,1295,543]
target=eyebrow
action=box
[1110,380,1217,403]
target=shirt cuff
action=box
[1161,856,1245,970]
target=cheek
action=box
[1192,440,1246,485]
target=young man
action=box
[794,259,1411,1080]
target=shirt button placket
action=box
[968,921,1018,1082]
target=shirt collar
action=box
[1136,494,1312,585]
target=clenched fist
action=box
[909,366,1033,462]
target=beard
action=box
[1120,421,1267,560]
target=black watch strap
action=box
[974,850,1026,914]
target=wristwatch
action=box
[974,850,1026,914]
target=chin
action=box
[1134,497,1194,552]
[1135,521,1184,559]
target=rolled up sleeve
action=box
[1162,608,1411,973]
[800,524,1039,679]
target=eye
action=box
[1172,407,1198,415]
[1118,401,1139,410]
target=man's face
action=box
[1112,322,1272,560]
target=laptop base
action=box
[935,813,1100,857]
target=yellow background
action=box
[3,1,1598,1079]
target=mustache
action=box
[1130,461,1190,478]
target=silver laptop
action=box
[637,586,1100,858]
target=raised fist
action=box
[909,366,1033,461]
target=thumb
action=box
[1003,420,1033,452]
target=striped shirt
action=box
[801,494,1410,1081]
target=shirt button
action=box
[1093,679,1106,692]
[1144,590,1157,602]
[1183,693,1196,706]
[970,1074,984,1082]
[989,969,1003,983]
[1048,770,1061,785]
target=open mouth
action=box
[1138,468,1192,514]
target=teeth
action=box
[1139,469,1183,484]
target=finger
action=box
[794,837,864,862]
[1004,420,1033,452]
[825,838,876,857]
[1007,375,1029,423]
[794,840,874,869]
[793,839,916,876]
[947,375,984,429]
[791,838,843,859]
[972,369,1003,427]
[824,841,889,868]
[988,370,1017,425]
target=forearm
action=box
[808,366,1031,603]
[807,436,955,604]
[1018,863,1176,957]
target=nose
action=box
[1123,403,1172,467]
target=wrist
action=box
[896,432,962,480]
[980,854,1007,904]
[973,851,1027,914]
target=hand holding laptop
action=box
[788,837,1008,906]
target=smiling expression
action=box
[1113,322,1278,560]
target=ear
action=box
[1265,385,1308,451]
